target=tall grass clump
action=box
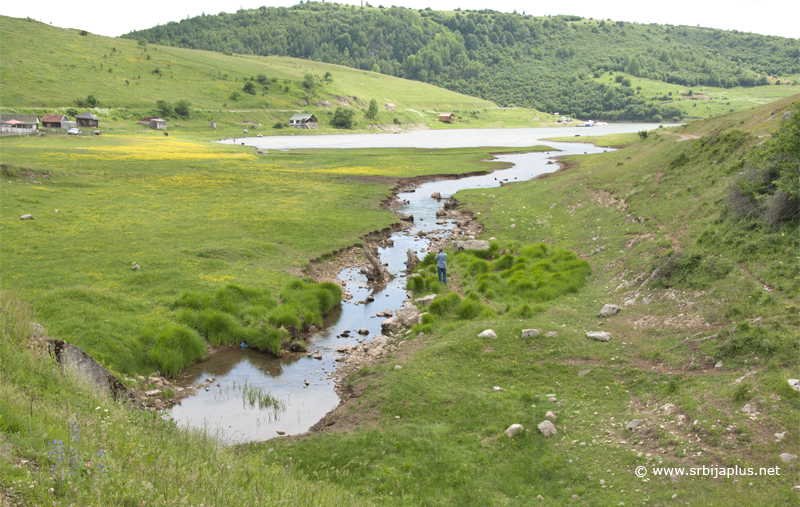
[147,324,207,377]
[454,242,592,306]
[173,281,341,364]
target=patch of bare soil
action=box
[661,131,702,142]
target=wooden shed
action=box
[75,112,100,127]
[438,112,456,123]
[140,117,167,130]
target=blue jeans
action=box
[437,267,447,283]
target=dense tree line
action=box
[124,3,800,120]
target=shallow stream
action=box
[173,129,653,444]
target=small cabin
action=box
[289,113,318,129]
[385,103,395,111]
[438,112,456,123]
[140,117,167,130]
[75,112,100,127]
[42,114,71,129]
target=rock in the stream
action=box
[357,328,369,335]
[597,304,620,317]
[288,342,307,352]
[505,424,524,438]
[521,329,540,339]
[538,420,557,437]
[586,331,611,342]
[478,329,497,339]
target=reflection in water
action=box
[171,131,656,444]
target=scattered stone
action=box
[788,379,800,392]
[538,420,557,437]
[396,303,421,326]
[741,404,753,414]
[545,411,557,421]
[20,214,34,220]
[478,329,497,339]
[715,361,723,369]
[381,316,400,331]
[626,419,642,431]
[145,390,161,397]
[545,331,558,337]
[586,331,611,342]
[577,370,591,377]
[775,432,787,441]
[453,240,491,252]
[414,294,437,305]
[132,263,141,270]
[780,453,797,463]
[493,386,503,391]
[505,424,524,437]
[660,403,675,413]
[394,365,402,370]
[521,329,540,339]
[597,304,620,317]
[548,397,557,403]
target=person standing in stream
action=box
[436,249,447,284]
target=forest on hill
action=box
[124,2,800,121]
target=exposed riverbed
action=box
[172,129,653,444]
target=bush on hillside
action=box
[332,107,356,129]
[728,102,800,225]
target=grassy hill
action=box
[3,15,533,135]
[124,2,800,120]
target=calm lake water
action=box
[173,125,657,444]
[217,123,659,150]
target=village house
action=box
[289,113,318,129]
[438,112,456,123]
[75,112,100,128]
[42,114,72,130]
[139,117,167,130]
[1,114,40,134]
[385,103,395,111]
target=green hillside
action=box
[2,15,527,134]
[124,2,800,120]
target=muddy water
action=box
[169,140,623,444]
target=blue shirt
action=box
[435,252,447,268]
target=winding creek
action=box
[171,125,658,444]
